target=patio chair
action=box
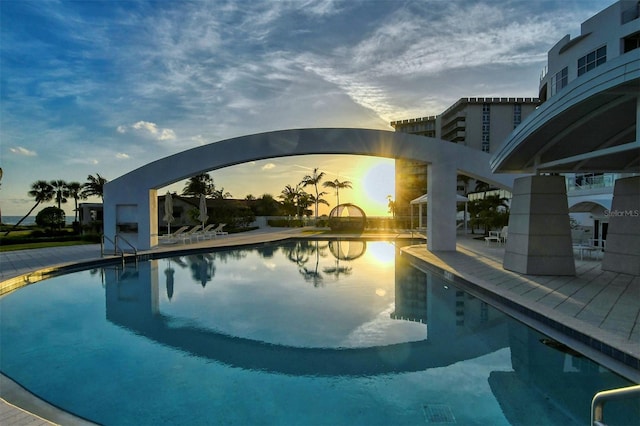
[499,226,508,243]
[212,223,228,235]
[485,226,508,245]
[159,226,189,244]
[194,224,217,240]
[180,225,205,244]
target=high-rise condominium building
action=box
[390,98,540,217]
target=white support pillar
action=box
[602,176,640,276]
[103,186,157,251]
[427,162,457,251]
[503,175,575,275]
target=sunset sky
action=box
[0,0,611,217]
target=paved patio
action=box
[0,227,638,425]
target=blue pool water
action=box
[0,240,637,425]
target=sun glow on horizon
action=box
[183,155,395,217]
[358,160,395,217]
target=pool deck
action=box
[1,227,638,425]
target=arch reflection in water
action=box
[1,240,637,425]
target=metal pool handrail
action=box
[591,384,640,426]
[116,233,138,256]
[101,234,118,256]
[101,234,139,268]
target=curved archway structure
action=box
[104,128,519,250]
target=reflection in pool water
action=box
[0,240,637,425]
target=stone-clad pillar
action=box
[427,162,457,251]
[503,175,575,275]
[602,176,640,275]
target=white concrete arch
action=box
[104,128,518,250]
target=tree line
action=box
[276,168,352,219]
[4,174,107,235]
[182,168,353,220]
[7,167,356,236]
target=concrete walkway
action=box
[1,227,638,425]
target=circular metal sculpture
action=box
[328,240,366,260]
[328,203,367,232]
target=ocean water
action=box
[2,216,75,226]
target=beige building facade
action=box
[390,97,539,217]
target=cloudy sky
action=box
[1,0,612,217]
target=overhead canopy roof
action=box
[491,51,640,174]
[410,193,469,204]
[568,198,611,215]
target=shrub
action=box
[35,207,65,231]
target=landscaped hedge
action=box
[267,218,305,227]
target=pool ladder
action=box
[101,234,139,267]
[591,384,640,426]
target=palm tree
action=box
[279,184,306,217]
[469,194,509,235]
[301,168,328,220]
[81,173,108,200]
[5,180,54,235]
[212,187,232,200]
[387,195,396,218]
[50,179,69,209]
[323,178,352,207]
[183,173,214,197]
[474,179,492,193]
[66,182,85,222]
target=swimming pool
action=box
[1,240,637,425]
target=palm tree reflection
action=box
[323,259,352,280]
[188,254,215,288]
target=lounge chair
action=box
[212,223,228,235]
[180,225,205,243]
[160,226,189,244]
[194,224,217,240]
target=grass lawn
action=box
[0,225,98,252]
[0,240,96,252]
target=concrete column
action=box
[133,188,157,251]
[427,162,457,251]
[503,175,575,275]
[602,176,640,275]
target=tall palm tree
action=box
[50,179,69,209]
[474,179,492,193]
[301,167,328,220]
[323,178,352,208]
[183,173,214,197]
[67,182,85,222]
[5,180,54,235]
[81,173,108,200]
[279,184,306,217]
[387,195,396,218]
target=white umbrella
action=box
[163,192,175,234]
[198,194,208,231]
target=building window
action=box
[551,67,568,96]
[482,103,490,152]
[513,104,522,129]
[624,31,640,53]
[577,46,606,76]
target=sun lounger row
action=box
[159,224,227,244]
